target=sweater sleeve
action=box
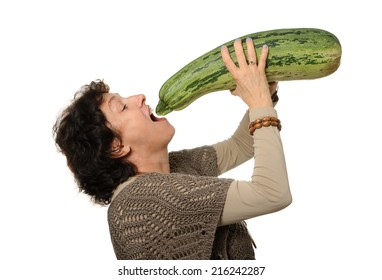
[170,110,254,177]
[215,107,292,226]
[212,110,254,175]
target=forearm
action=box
[219,107,291,226]
[212,110,254,174]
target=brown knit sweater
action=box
[107,146,255,260]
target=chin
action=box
[168,126,176,141]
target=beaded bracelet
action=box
[248,116,282,136]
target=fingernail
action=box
[263,44,268,48]
[246,37,252,42]
[235,38,241,42]
[221,45,226,49]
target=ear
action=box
[110,138,131,158]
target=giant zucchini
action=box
[156,28,342,115]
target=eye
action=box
[122,104,127,111]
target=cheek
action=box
[119,119,149,143]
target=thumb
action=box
[230,88,239,96]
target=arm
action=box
[217,38,291,225]
[219,107,291,225]
[212,110,254,175]
[212,83,279,175]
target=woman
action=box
[53,38,292,260]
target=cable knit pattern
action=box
[108,146,255,259]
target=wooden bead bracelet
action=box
[249,116,282,136]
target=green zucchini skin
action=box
[156,28,342,115]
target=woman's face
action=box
[100,93,175,153]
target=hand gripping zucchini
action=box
[156,28,342,115]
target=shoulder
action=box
[109,173,233,212]
[169,145,219,176]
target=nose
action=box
[131,94,146,107]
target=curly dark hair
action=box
[53,80,137,205]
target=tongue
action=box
[150,113,165,122]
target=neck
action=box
[127,147,170,174]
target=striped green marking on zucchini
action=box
[156,28,342,115]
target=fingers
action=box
[246,38,257,65]
[221,45,237,74]
[221,39,250,73]
[233,38,248,67]
[222,38,268,70]
[221,38,273,109]
[246,38,269,73]
[258,44,269,70]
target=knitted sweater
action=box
[108,107,290,260]
[108,146,255,260]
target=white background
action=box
[1,0,381,279]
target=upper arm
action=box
[219,179,292,226]
[217,110,292,226]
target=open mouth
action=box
[149,106,165,122]
[150,113,161,122]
